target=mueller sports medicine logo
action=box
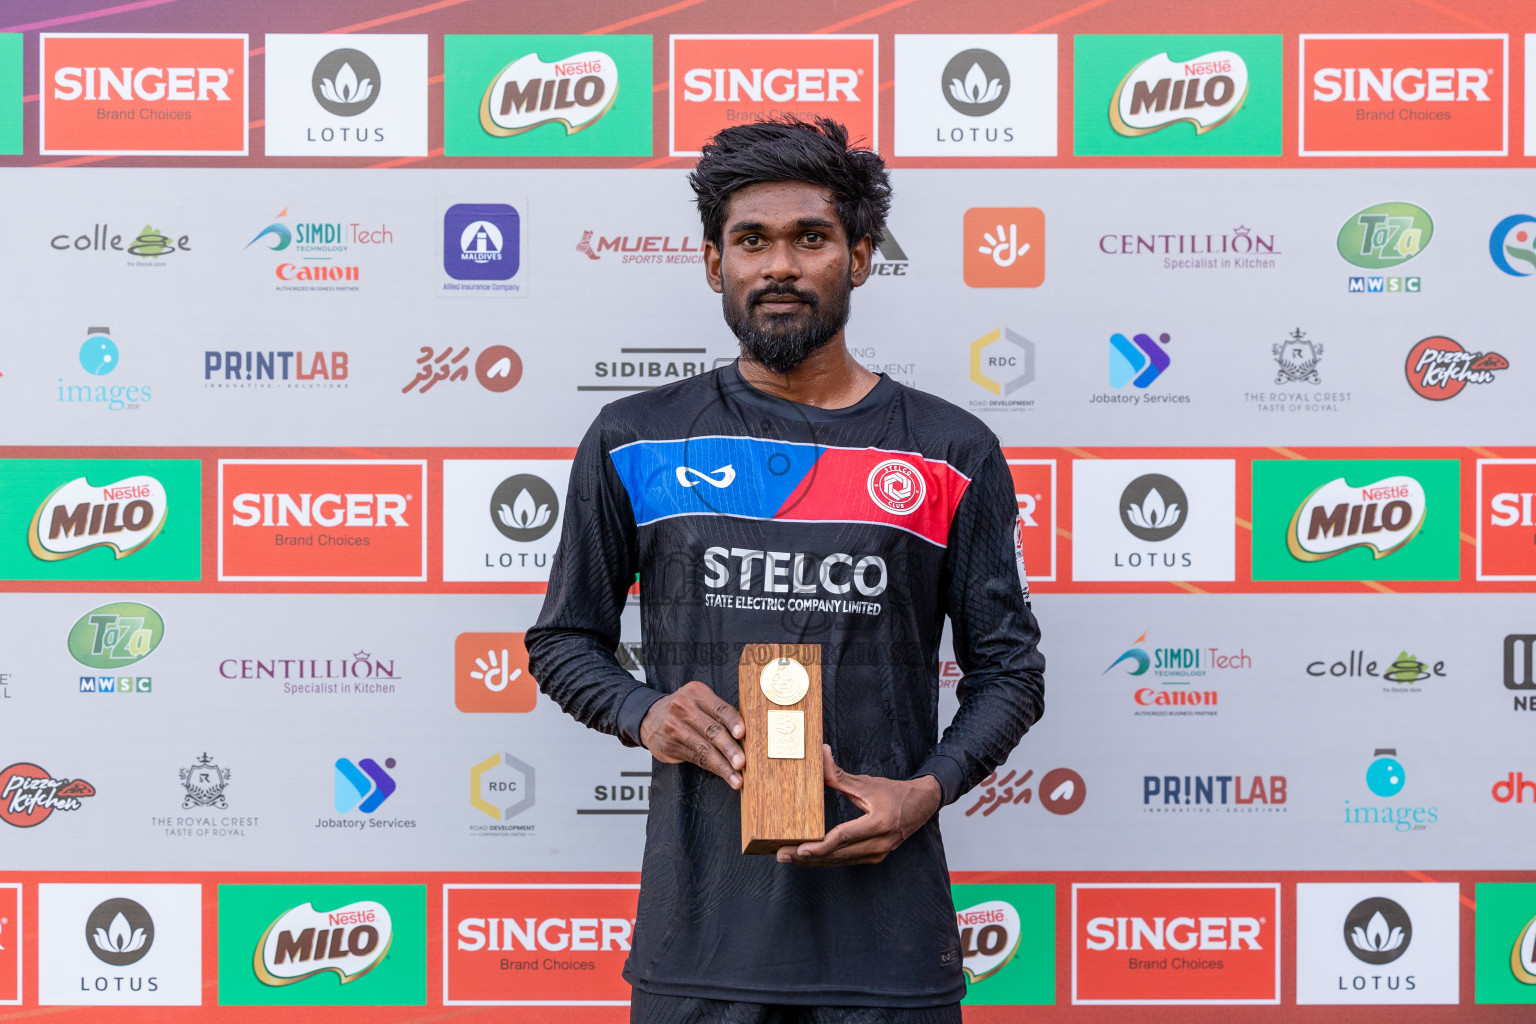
[28,475,168,561]
[575,229,704,265]
[41,34,248,155]
[218,460,427,582]
[1072,884,1280,1004]
[1110,49,1249,136]
[1479,460,1536,581]
[479,51,618,136]
[670,35,877,156]
[1404,336,1507,400]
[255,900,392,986]
[1300,34,1507,156]
[1287,475,1427,561]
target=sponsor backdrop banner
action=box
[1,0,1534,1020]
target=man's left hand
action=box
[776,746,943,866]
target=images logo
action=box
[1478,460,1536,580]
[41,34,248,154]
[1299,34,1507,156]
[1108,332,1169,388]
[1367,748,1406,797]
[0,763,95,827]
[1338,202,1433,268]
[58,326,154,413]
[442,203,520,282]
[951,884,1056,1006]
[1287,475,1427,561]
[455,633,535,713]
[892,35,1058,157]
[1491,214,1536,276]
[1405,336,1507,400]
[334,758,395,814]
[963,207,1044,287]
[263,35,427,156]
[80,327,117,375]
[471,752,535,822]
[1345,748,1437,832]
[29,474,167,561]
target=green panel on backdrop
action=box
[0,35,19,154]
[951,883,1055,1005]
[1475,883,1536,1003]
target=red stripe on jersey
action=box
[772,448,971,546]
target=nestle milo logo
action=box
[68,602,165,669]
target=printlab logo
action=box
[893,35,1057,157]
[1404,336,1508,400]
[1339,202,1430,293]
[402,345,522,394]
[1490,214,1536,276]
[454,633,535,713]
[490,474,558,541]
[1119,474,1186,542]
[0,762,95,827]
[86,898,153,966]
[334,757,396,814]
[964,766,1085,817]
[963,207,1045,287]
[470,752,536,828]
[441,202,524,292]
[204,349,348,389]
[60,326,152,412]
[1345,898,1411,965]
[179,752,230,809]
[968,328,1036,412]
[1142,772,1287,813]
[262,34,427,155]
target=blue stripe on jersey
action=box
[609,436,823,525]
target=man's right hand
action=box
[639,681,746,789]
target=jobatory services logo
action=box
[217,884,426,1006]
[244,206,393,292]
[444,34,651,155]
[454,632,536,713]
[1404,336,1507,399]
[1478,460,1536,580]
[1251,459,1459,581]
[263,35,427,156]
[1295,884,1460,1004]
[58,326,155,413]
[1490,214,1536,276]
[968,328,1036,412]
[37,884,203,1006]
[1473,882,1536,1003]
[950,884,1055,1006]
[1299,34,1507,156]
[1096,330,1193,406]
[441,460,571,582]
[443,884,639,1005]
[1338,201,1431,293]
[893,35,1057,156]
[1072,884,1280,1004]
[0,459,199,581]
[1007,459,1056,583]
[217,460,427,582]
[40,34,248,154]
[963,766,1085,817]
[0,762,95,827]
[1345,748,1438,833]
[1504,634,1536,710]
[440,201,526,294]
[1072,460,1236,582]
[1073,35,1281,155]
[321,757,415,833]
[670,35,878,156]
[962,207,1044,287]
[401,345,521,394]
[0,883,17,1004]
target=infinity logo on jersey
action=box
[218,460,427,581]
[41,34,248,155]
[1072,884,1280,1004]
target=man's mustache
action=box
[748,284,819,309]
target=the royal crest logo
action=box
[28,475,168,561]
[255,900,392,986]
[1110,49,1249,136]
[479,50,618,136]
[180,752,230,809]
[1274,328,1323,384]
[1287,476,1427,561]
[1405,336,1508,400]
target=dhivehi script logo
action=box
[1110,50,1249,136]
[1287,476,1427,562]
[255,900,392,986]
[28,475,168,560]
[956,899,1022,982]
[479,51,618,137]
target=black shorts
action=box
[630,989,964,1024]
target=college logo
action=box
[218,460,426,582]
[1474,883,1536,1003]
[1299,34,1507,156]
[951,885,1055,1006]
[1405,337,1507,400]
[445,35,650,155]
[1072,884,1280,1004]
[443,884,638,1005]
[41,33,247,155]
[1306,650,1445,690]
[441,202,523,292]
[893,35,1057,156]
[51,223,191,262]
[1251,459,1459,581]
[963,207,1044,288]
[455,633,536,713]
[263,35,427,156]
[1072,460,1236,582]
[38,884,202,1006]
[442,460,571,582]
[1296,883,1459,1004]
[1479,460,1536,580]
[670,35,877,156]
[0,883,17,1004]
[218,884,426,1006]
[0,762,95,827]
[1007,458,1056,583]
[1073,35,1281,155]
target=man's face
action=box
[705,181,872,374]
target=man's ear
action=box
[849,234,873,288]
[704,240,723,294]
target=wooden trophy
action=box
[738,643,825,854]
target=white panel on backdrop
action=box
[38,884,202,1006]
[1072,459,1236,581]
[1295,883,1460,1004]
[894,35,1057,156]
[443,459,573,582]
[264,35,428,157]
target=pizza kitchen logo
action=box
[1404,336,1507,400]
[1287,475,1427,561]
[0,762,96,827]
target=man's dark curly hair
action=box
[688,117,892,252]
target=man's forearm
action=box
[524,626,661,745]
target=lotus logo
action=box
[951,64,1003,105]
[675,465,735,489]
[1119,474,1188,542]
[1343,897,1412,965]
[1287,475,1426,561]
[1127,489,1179,531]
[499,490,552,531]
[942,48,1010,117]
[312,48,381,116]
[85,898,154,966]
[489,473,560,543]
[95,912,147,954]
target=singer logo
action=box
[1299,34,1507,156]
[0,884,17,1004]
[1007,459,1057,582]
[218,460,426,581]
[1477,460,1536,580]
[669,35,877,156]
[444,884,639,1005]
[1287,475,1428,562]
[1073,884,1280,1004]
[41,34,248,154]
[454,633,536,713]
[963,207,1045,287]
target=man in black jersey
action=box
[526,118,1045,1024]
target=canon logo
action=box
[1311,67,1489,103]
[1084,915,1262,952]
[702,546,887,596]
[230,492,409,528]
[681,67,859,103]
[53,66,231,102]
[456,916,633,952]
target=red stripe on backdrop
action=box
[0,0,184,34]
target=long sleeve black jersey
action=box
[526,361,1045,1007]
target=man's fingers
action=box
[784,812,884,860]
[820,744,869,801]
[684,731,742,789]
[710,697,746,741]
[777,835,890,866]
[657,714,741,788]
[682,697,746,771]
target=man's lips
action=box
[754,293,810,313]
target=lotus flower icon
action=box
[1351,910,1405,955]
[320,62,373,107]
[950,62,1003,106]
[1125,487,1180,531]
[499,489,552,531]
[93,912,147,955]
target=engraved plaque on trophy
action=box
[738,643,825,854]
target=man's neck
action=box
[735,337,881,410]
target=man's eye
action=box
[803,233,822,243]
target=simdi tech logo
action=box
[1072,884,1280,1004]
[444,34,651,155]
[670,35,878,156]
[217,884,425,1006]
[892,34,1057,157]
[1299,34,1507,156]
[263,34,428,156]
[1250,459,1459,581]
[1478,459,1536,580]
[41,34,248,155]
[950,884,1055,1006]
[217,460,427,582]
[443,884,639,1005]
[1073,35,1282,155]
[1474,882,1536,1003]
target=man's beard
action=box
[724,277,851,375]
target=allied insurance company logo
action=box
[1072,884,1280,1004]
[1479,460,1536,581]
[442,203,523,290]
[1338,202,1431,294]
[69,601,165,697]
[963,207,1044,288]
[669,35,878,156]
[40,34,248,155]
[1404,336,1508,399]
[1299,34,1508,156]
